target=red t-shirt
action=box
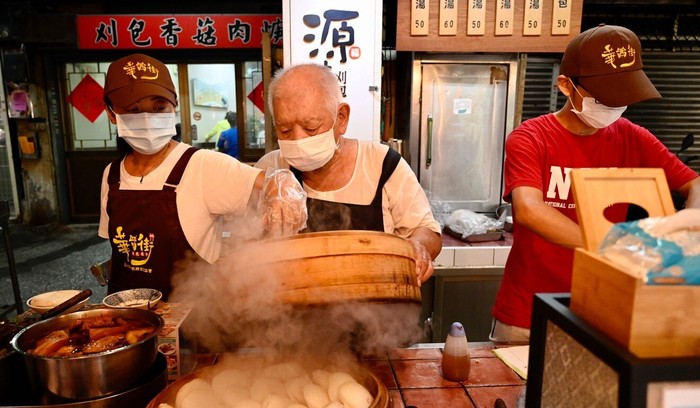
[492,113,698,328]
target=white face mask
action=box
[569,82,627,129]
[278,125,338,172]
[116,112,176,155]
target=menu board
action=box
[397,0,582,52]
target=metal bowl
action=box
[11,308,164,400]
[103,288,162,310]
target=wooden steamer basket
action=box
[147,354,389,408]
[236,230,420,305]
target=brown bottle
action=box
[441,322,471,382]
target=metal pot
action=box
[11,308,164,400]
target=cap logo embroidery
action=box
[601,44,637,69]
[122,61,160,80]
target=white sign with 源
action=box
[283,0,382,142]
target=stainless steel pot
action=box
[11,308,164,400]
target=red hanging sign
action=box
[76,15,283,50]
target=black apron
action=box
[291,147,401,232]
[106,147,199,299]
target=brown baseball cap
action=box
[560,24,661,107]
[103,53,177,108]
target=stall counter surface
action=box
[193,342,527,408]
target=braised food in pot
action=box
[28,316,157,357]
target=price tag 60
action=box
[495,0,514,35]
[439,0,458,35]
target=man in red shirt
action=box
[491,24,700,341]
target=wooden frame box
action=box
[527,294,700,408]
[569,168,700,358]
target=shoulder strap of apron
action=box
[107,157,124,185]
[375,147,402,195]
[164,147,199,191]
[292,147,402,190]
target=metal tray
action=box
[444,226,504,243]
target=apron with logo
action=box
[106,147,198,299]
[291,148,401,232]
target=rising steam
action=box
[168,234,424,358]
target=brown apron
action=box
[291,147,401,232]
[106,147,198,299]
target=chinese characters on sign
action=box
[411,0,573,38]
[412,0,430,35]
[523,0,543,35]
[468,0,486,35]
[285,0,382,141]
[77,15,283,49]
[303,10,360,67]
[495,0,514,35]
[551,0,572,35]
[439,0,458,35]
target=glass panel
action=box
[243,61,265,150]
[420,63,508,212]
[64,62,180,152]
[186,64,236,150]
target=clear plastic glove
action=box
[407,237,434,287]
[258,169,308,238]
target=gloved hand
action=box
[259,169,308,238]
[407,237,434,287]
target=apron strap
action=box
[375,147,402,196]
[163,147,199,191]
[107,156,124,186]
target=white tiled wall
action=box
[434,246,511,268]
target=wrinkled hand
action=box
[259,169,308,238]
[407,238,434,287]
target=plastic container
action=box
[441,322,471,382]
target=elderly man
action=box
[256,63,442,286]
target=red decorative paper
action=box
[66,74,105,123]
[247,81,265,113]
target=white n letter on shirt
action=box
[546,166,572,200]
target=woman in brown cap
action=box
[98,53,306,299]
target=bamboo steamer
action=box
[235,230,420,305]
[146,353,390,407]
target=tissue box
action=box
[152,302,196,381]
[570,168,700,358]
[571,249,700,358]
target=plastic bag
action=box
[598,209,700,285]
[425,190,453,229]
[258,168,308,238]
[445,209,502,238]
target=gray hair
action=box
[267,63,342,121]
